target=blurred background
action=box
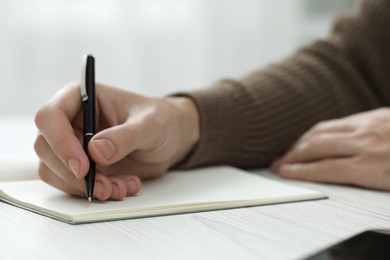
[0,0,357,117]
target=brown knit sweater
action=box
[175,0,390,169]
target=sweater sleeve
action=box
[173,0,390,169]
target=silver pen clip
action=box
[80,54,89,102]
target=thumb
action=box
[89,123,142,166]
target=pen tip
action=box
[88,197,92,202]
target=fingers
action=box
[35,132,110,200]
[35,82,89,178]
[297,119,355,142]
[35,134,86,191]
[112,175,142,196]
[271,110,390,191]
[276,158,390,190]
[39,162,141,201]
[39,163,110,200]
[271,118,360,171]
[276,159,356,185]
[35,127,142,200]
[34,82,162,199]
[272,133,362,171]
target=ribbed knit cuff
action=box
[171,79,263,169]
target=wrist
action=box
[165,96,200,166]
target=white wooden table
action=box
[1,118,389,260]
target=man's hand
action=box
[271,108,390,191]
[34,82,199,200]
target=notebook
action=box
[0,157,326,224]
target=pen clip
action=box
[80,54,89,102]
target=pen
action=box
[80,54,96,202]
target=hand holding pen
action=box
[33,67,199,201]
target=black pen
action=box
[80,54,96,202]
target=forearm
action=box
[173,0,390,169]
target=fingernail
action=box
[68,158,81,177]
[111,184,119,199]
[94,138,116,161]
[125,180,138,195]
[93,181,104,199]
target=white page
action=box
[0,166,326,223]
[0,155,39,181]
[0,117,39,181]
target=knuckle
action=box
[34,104,50,129]
[367,108,390,125]
[295,141,310,154]
[357,142,388,164]
[312,120,332,131]
[362,146,382,159]
[357,132,382,146]
[34,103,58,130]
[65,81,79,89]
[375,107,390,116]
[33,134,45,157]
[295,135,322,153]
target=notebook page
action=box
[0,166,326,223]
[0,155,39,182]
[0,117,39,182]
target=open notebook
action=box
[0,157,326,224]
